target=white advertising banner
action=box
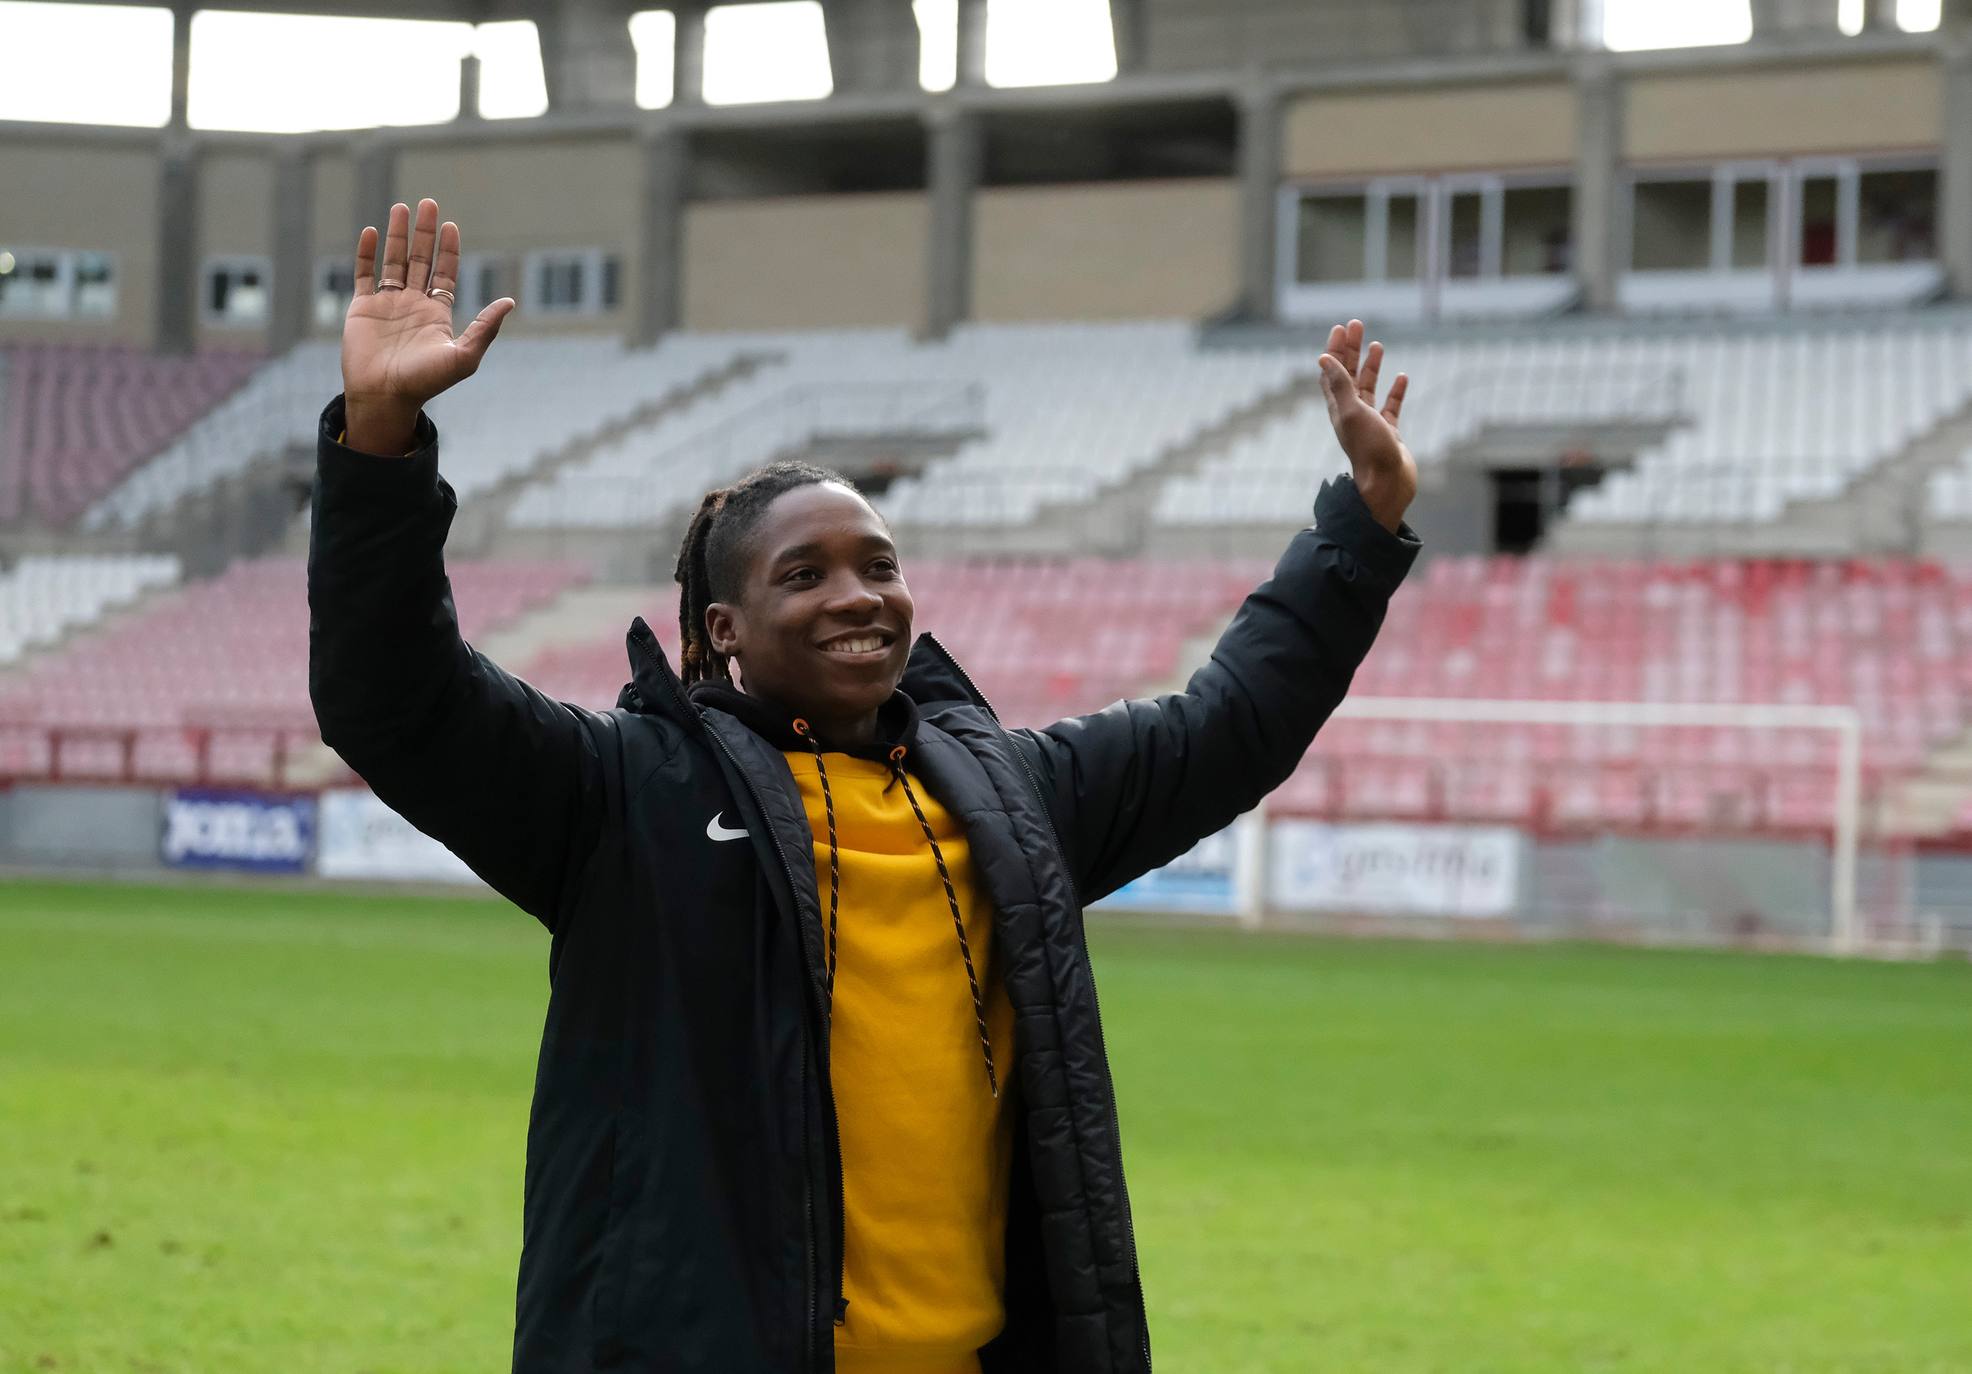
[316,787,482,885]
[1267,820,1521,918]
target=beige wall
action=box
[1625,59,1940,162]
[195,148,274,350]
[397,134,639,336]
[684,193,927,332]
[1285,81,1576,178]
[0,139,160,347]
[972,179,1239,323]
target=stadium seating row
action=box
[0,555,585,782]
[1158,320,1972,527]
[0,553,180,664]
[45,316,1972,542]
[1,345,260,525]
[3,546,1948,838]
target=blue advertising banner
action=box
[1095,824,1244,916]
[160,788,316,874]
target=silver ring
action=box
[378,277,406,292]
[429,287,456,305]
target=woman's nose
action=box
[823,577,884,613]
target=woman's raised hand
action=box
[1317,318,1416,533]
[340,198,515,456]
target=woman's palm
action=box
[341,200,513,410]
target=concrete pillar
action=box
[925,107,982,339]
[458,53,482,122]
[168,2,192,130]
[956,0,988,87]
[268,146,314,355]
[540,0,637,110]
[1942,38,1972,298]
[1572,59,1624,313]
[351,137,396,246]
[154,139,198,355]
[1236,87,1283,323]
[1110,0,1149,74]
[631,129,689,346]
[823,0,920,95]
[1747,0,1798,38]
[674,3,708,106]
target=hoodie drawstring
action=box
[793,720,999,1100]
[794,720,843,1004]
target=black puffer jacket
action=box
[305,395,1420,1374]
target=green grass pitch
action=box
[3,878,1969,1373]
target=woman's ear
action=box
[706,601,741,660]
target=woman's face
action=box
[704,483,915,738]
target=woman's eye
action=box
[870,560,898,577]
[785,568,819,585]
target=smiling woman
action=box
[675,463,912,748]
[310,197,1420,1374]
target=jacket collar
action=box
[689,680,921,763]
[622,616,963,753]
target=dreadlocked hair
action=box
[673,460,863,686]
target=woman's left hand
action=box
[1318,318,1416,533]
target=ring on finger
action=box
[429,287,456,305]
[378,277,406,291]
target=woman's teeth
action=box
[824,637,883,655]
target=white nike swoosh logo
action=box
[706,813,749,842]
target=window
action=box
[0,249,66,318]
[1295,194,1367,285]
[204,258,270,326]
[314,258,355,330]
[72,252,117,317]
[1630,179,1711,271]
[0,247,118,320]
[1502,186,1572,276]
[1858,168,1936,264]
[1447,189,1485,280]
[1728,176,1770,269]
[525,249,623,316]
[1382,191,1422,282]
[1793,161,1937,270]
[1799,172,1841,266]
[458,253,512,319]
[1292,185,1426,285]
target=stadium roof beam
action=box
[537,0,638,110]
[820,0,923,96]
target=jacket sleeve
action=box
[307,393,607,930]
[1013,474,1419,904]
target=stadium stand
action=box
[0,555,585,783]
[0,345,261,525]
[0,553,179,663]
[1156,318,1972,530]
[1276,553,1966,832]
[508,323,1313,530]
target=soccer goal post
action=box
[1286,697,1867,953]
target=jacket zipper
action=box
[920,636,1153,1373]
[631,631,830,1374]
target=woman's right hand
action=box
[340,197,515,456]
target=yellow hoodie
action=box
[783,746,1019,1374]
